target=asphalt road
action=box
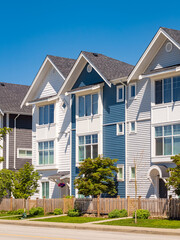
[0,224,179,240]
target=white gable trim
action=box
[58,53,111,97]
[127,28,180,83]
[21,56,65,108]
[0,109,4,116]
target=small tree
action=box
[0,169,14,199]
[0,127,12,162]
[166,154,180,196]
[74,156,118,216]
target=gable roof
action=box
[127,27,180,82]
[0,82,32,115]
[47,55,76,78]
[82,51,134,80]
[21,55,75,107]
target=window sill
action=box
[117,179,124,182]
[117,133,124,136]
[36,123,56,129]
[76,114,101,121]
[129,132,137,135]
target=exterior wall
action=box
[3,114,32,170]
[0,115,3,169]
[127,79,152,198]
[103,84,126,197]
[145,40,180,72]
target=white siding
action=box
[0,115,3,170]
[146,40,180,72]
[35,66,64,99]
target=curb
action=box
[0,219,179,236]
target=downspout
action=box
[14,114,20,169]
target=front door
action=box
[159,179,167,198]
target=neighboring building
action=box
[21,55,75,199]
[59,51,133,197]
[126,27,180,198]
[0,82,32,170]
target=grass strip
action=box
[33,216,105,223]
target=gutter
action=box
[14,114,20,169]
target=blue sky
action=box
[1,0,180,85]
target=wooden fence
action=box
[0,197,179,219]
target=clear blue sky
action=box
[1,0,180,86]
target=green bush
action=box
[53,208,63,215]
[16,209,24,215]
[67,209,80,217]
[108,209,128,218]
[64,195,74,199]
[29,207,44,216]
[133,209,150,219]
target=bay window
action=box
[38,141,54,165]
[155,124,180,156]
[39,104,54,125]
[78,93,98,117]
[155,76,180,104]
[78,134,98,162]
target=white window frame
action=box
[117,164,124,181]
[116,123,124,135]
[38,103,54,125]
[129,83,136,100]
[38,140,54,165]
[129,166,136,181]
[17,148,32,159]
[129,121,137,134]
[116,85,124,102]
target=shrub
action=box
[64,195,74,199]
[53,208,63,215]
[133,209,150,219]
[16,209,24,215]
[29,207,44,216]
[108,209,128,218]
[67,209,80,217]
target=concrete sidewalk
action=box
[0,219,179,236]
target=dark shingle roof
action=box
[0,82,31,114]
[82,51,134,80]
[47,55,76,78]
[161,27,180,45]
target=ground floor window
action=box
[38,141,54,165]
[42,182,49,199]
[78,134,98,162]
[117,164,124,181]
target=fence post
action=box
[169,195,172,219]
[43,196,46,215]
[36,198,39,208]
[63,197,66,214]
[97,195,100,217]
[127,196,130,216]
[10,197,13,211]
[138,196,141,209]
[117,195,120,210]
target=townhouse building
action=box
[0,82,32,170]
[21,55,75,199]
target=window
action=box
[78,94,98,117]
[42,182,49,198]
[17,149,32,158]
[129,83,136,99]
[78,134,98,162]
[155,124,180,156]
[116,85,124,102]
[116,123,124,135]
[155,76,180,104]
[38,141,54,165]
[130,121,136,134]
[130,167,136,180]
[117,165,124,181]
[39,104,54,125]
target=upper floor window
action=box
[155,76,180,104]
[39,104,54,125]
[129,83,136,99]
[78,94,98,117]
[116,85,124,102]
[78,134,98,162]
[38,141,54,165]
[155,124,180,156]
[129,121,136,134]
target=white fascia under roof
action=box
[57,52,111,97]
[21,56,65,108]
[0,109,4,116]
[127,28,180,83]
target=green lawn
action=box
[0,214,46,220]
[98,218,180,229]
[33,216,105,223]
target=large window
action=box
[39,104,54,125]
[78,94,98,117]
[38,141,54,165]
[42,182,49,198]
[155,124,180,156]
[78,134,98,162]
[155,76,180,104]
